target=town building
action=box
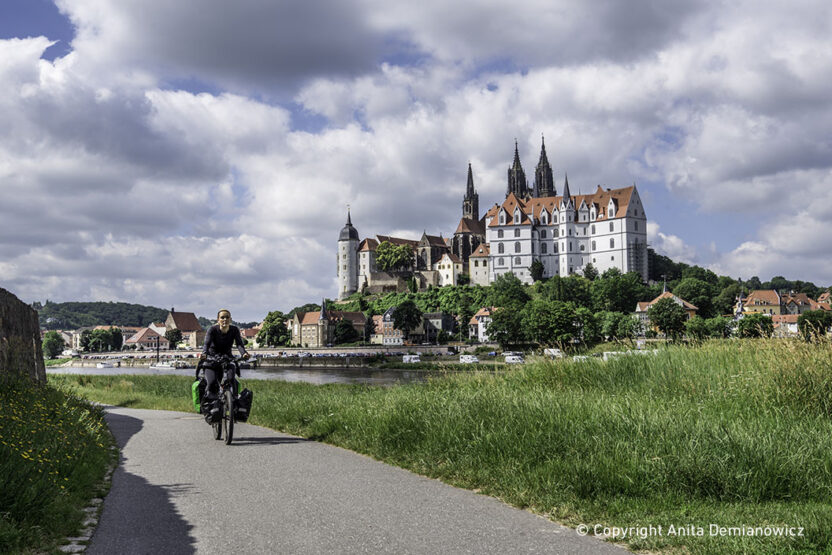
[125,327,167,350]
[165,308,205,348]
[635,292,698,330]
[291,304,367,348]
[337,139,648,298]
[469,307,495,343]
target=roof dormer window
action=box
[499,211,506,225]
[514,209,521,224]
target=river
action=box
[47,365,431,386]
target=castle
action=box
[337,139,648,299]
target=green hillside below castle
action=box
[33,301,170,330]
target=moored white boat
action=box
[95,361,114,368]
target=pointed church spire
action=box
[346,208,352,226]
[534,134,555,198]
[562,173,571,201]
[319,299,327,321]
[466,162,475,197]
[507,140,528,199]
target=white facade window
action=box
[498,229,504,238]
[635,221,639,230]
[541,230,547,238]
[592,240,596,250]
[610,238,615,248]
[515,257,521,265]
[542,243,548,254]
[514,228,520,237]
[500,212,506,224]
[498,243,504,254]
[609,222,614,232]
[514,242,521,253]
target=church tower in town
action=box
[462,162,479,220]
[533,136,555,198]
[506,141,529,199]
[337,210,359,300]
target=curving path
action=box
[89,406,627,554]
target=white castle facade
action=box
[337,139,648,299]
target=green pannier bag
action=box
[192,379,206,412]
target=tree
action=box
[529,260,545,282]
[737,313,774,338]
[681,265,719,285]
[487,272,530,310]
[486,308,525,348]
[582,263,599,281]
[522,299,577,347]
[42,331,65,359]
[165,329,183,349]
[393,300,423,342]
[648,297,687,340]
[539,275,592,309]
[575,307,601,345]
[457,274,471,286]
[376,241,414,272]
[672,278,715,318]
[257,311,291,347]
[80,329,92,351]
[713,283,742,317]
[685,315,709,341]
[334,319,359,344]
[797,310,832,341]
[705,316,733,338]
[616,314,641,343]
[591,270,649,314]
[110,327,123,351]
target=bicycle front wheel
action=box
[223,388,234,445]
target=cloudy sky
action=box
[1,0,831,321]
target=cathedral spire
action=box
[562,173,571,204]
[319,298,328,321]
[506,140,528,199]
[463,162,479,219]
[534,135,555,198]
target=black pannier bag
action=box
[235,388,253,422]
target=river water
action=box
[47,366,430,386]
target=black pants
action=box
[204,362,237,397]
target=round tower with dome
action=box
[337,210,359,300]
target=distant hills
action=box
[34,301,170,330]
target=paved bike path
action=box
[89,406,626,554]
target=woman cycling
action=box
[200,309,250,399]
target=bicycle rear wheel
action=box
[223,388,234,445]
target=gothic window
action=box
[514,210,520,224]
[498,229,504,238]
[515,257,521,265]
[610,238,615,248]
[498,243,505,254]
[498,257,504,265]
[514,228,520,237]
[580,244,585,251]
[515,242,521,253]
[500,212,506,224]
[541,213,547,224]
[541,230,547,239]
[474,261,479,267]
[635,221,639,231]
[610,222,614,232]
[542,243,548,254]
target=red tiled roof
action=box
[745,290,781,306]
[645,291,698,311]
[486,186,636,227]
[818,292,830,303]
[168,311,202,332]
[358,238,378,252]
[772,314,799,324]
[455,217,485,235]
[469,307,495,325]
[125,327,161,343]
[376,235,420,249]
[470,244,490,258]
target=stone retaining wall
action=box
[0,287,46,383]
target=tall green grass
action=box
[50,339,832,553]
[0,376,114,553]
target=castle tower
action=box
[462,162,479,219]
[337,210,359,300]
[533,136,555,198]
[506,141,529,199]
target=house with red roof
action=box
[165,308,206,348]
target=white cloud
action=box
[4,0,832,323]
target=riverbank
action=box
[49,339,832,554]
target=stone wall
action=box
[0,287,46,383]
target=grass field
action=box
[1,376,114,554]
[48,339,832,554]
